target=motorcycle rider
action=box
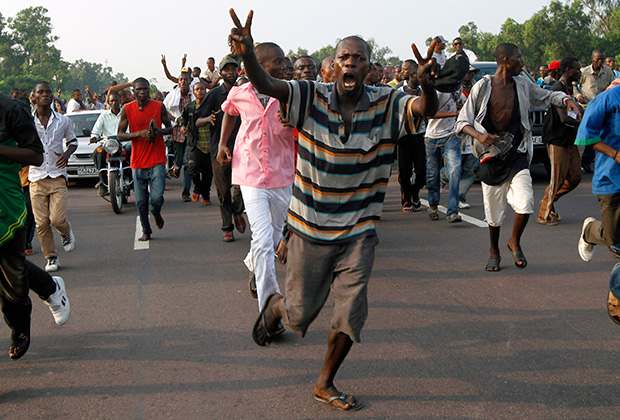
[89,92,131,196]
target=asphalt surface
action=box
[1,163,619,420]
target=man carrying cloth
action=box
[228,9,438,411]
[455,43,582,272]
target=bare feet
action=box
[138,233,151,242]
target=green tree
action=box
[0,7,127,95]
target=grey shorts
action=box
[280,232,378,343]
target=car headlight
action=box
[104,138,120,154]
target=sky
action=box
[5,0,553,92]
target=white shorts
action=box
[482,169,534,227]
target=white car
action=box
[65,110,104,180]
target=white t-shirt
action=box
[432,50,446,68]
[425,90,467,139]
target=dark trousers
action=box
[0,227,56,335]
[211,158,244,232]
[584,192,620,246]
[581,145,595,170]
[23,185,36,249]
[188,148,213,199]
[397,134,426,206]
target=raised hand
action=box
[229,9,254,58]
[161,54,166,65]
[411,40,441,84]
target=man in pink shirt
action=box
[218,42,295,312]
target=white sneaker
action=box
[61,230,76,252]
[45,277,70,325]
[578,217,596,262]
[458,201,471,209]
[45,256,59,272]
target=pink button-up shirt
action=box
[221,82,295,189]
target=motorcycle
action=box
[96,136,133,214]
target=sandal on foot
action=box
[252,293,282,346]
[485,257,501,272]
[446,214,462,223]
[249,272,257,299]
[428,208,439,221]
[9,329,30,360]
[314,392,363,411]
[507,244,527,269]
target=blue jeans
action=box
[458,153,479,203]
[173,141,191,197]
[132,163,165,235]
[425,133,461,216]
[440,152,479,203]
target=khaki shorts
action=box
[482,169,534,227]
[280,233,378,343]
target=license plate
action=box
[77,166,98,175]
[531,135,543,145]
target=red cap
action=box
[548,61,560,70]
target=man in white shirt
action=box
[431,35,448,68]
[29,82,78,272]
[202,57,221,86]
[65,89,91,113]
[89,92,129,196]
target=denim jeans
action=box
[173,141,191,197]
[425,133,461,216]
[132,163,166,235]
[440,152,479,203]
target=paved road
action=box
[2,164,619,419]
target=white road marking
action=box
[134,216,149,250]
[420,198,488,228]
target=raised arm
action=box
[229,9,289,103]
[161,55,179,84]
[408,42,439,117]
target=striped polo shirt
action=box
[284,80,422,243]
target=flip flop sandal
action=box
[507,244,527,269]
[314,392,363,411]
[428,208,439,221]
[485,257,501,272]
[9,329,29,360]
[252,293,281,346]
[249,272,257,299]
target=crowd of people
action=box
[2,9,620,411]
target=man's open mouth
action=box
[343,73,356,89]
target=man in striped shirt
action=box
[229,9,438,411]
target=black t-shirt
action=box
[542,81,577,147]
[0,94,43,154]
[477,86,528,186]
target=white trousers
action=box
[240,184,292,310]
[482,168,534,227]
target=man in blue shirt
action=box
[575,85,620,324]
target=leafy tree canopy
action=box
[0,7,127,98]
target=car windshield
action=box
[472,63,536,83]
[67,113,100,137]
